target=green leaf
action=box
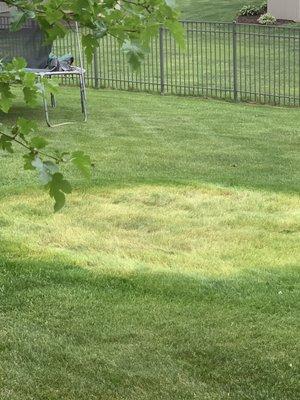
[165,20,185,49]
[9,57,27,70]
[43,161,59,175]
[17,118,37,135]
[53,150,70,162]
[71,151,92,178]
[0,134,13,153]
[44,8,63,25]
[0,96,13,113]
[23,152,35,170]
[31,136,48,149]
[82,34,99,64]
[32,157,59,185]
[45,23,67,42]
[10,12,27,32]
[93,21,108,39]
[10,11,35,32]
[121,40,145,71]
[0,82,15,113]
[23,87,38,107]
[31,155,44,171]
[42,78,59,94]
[52,190,66,213]
[10,10,35,32]
[22,72,36,87]
[47,172,72,212]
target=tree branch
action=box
[1,131,61,162]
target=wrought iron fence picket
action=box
[1,17,299,106]
[46,21,300,106]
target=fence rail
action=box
[68,21,299,106]
[1,16,299,106]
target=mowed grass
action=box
[177,0,262,21]
[0,88,300,399]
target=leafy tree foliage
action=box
[0,0,182,211]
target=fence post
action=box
[232,21,238,102]
[159,26,165,95]
[93,46,100,89]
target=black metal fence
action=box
[68,21,299,106]
[1,16,299,106]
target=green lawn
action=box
[177,0,262,21]
[0,88,299,399]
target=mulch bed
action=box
[236,15,295,26]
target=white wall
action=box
[268,0,300,22]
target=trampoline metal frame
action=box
[34,22,88,127]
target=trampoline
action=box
[0,15,87,127]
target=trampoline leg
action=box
[50,93,56,108]
[49,76,56,108]
[40,77,51,127]
[38,74,87,128]
[40,77,71,128]
[79,74,87,122]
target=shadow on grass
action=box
[0,240,299,399]
[1,240,298,308]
